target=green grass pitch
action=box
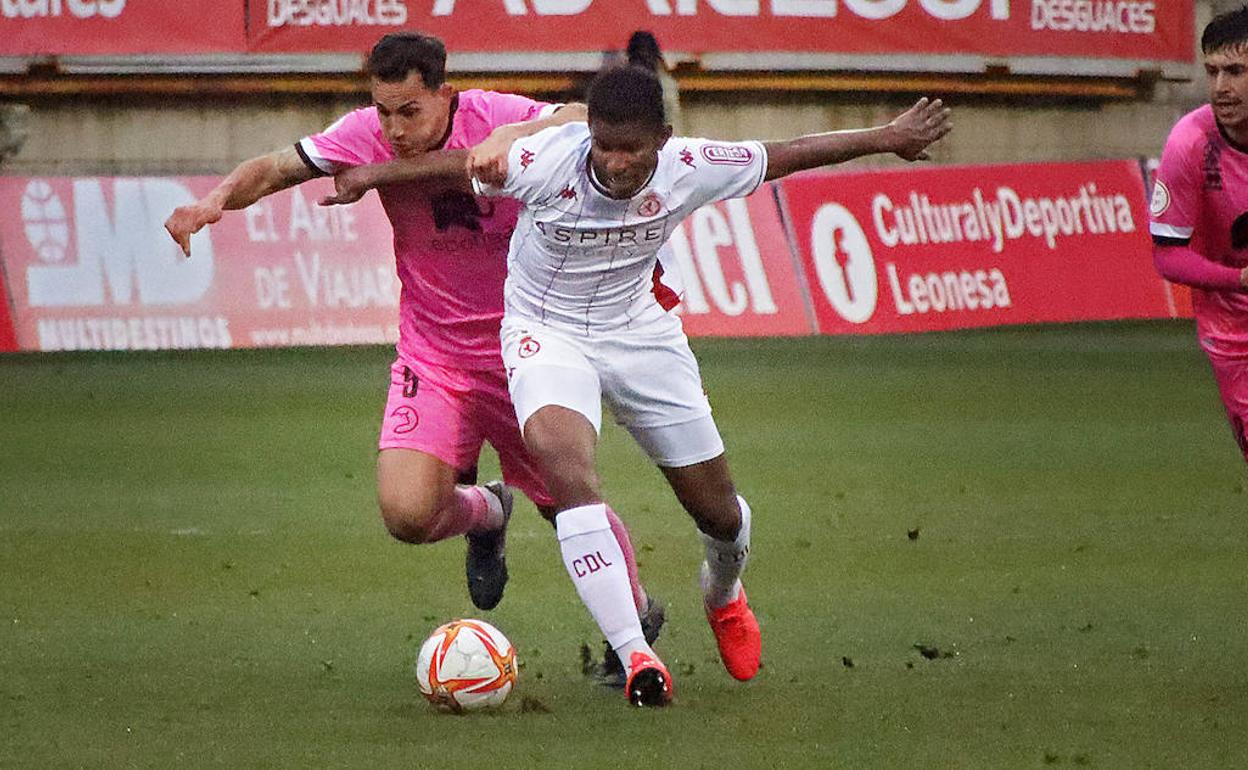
[2,321,1246,768]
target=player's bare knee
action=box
[377,491,444,544]
[379,504,432,543]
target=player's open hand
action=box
[320,165,376,207]
[164,202,222,258]
[469,125,519,188]
[888,98,952,162]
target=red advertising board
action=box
[778,160,1173,336]
[0,176,399,352]
[0,1,246,55]
[0,262,17,352]
[248,0,1191,64]
[0,162,1187,354]
[1,0,1191,65]
[666,190,814,337]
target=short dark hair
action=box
[626,30,662,71]
[1202,5,1248,55]
[366,32,446,87]
[587,65,665,129]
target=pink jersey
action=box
[1151,105,1248,353]
[298,90,556,370]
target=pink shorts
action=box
[1206,350,1248,462]
[379,355,553,507]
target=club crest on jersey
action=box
[1149,179,1170,217]
[520,148,535,170]
[389,405,419,434]
[518,335,541,358]
[701,144,753,165]
[637,193,662,217]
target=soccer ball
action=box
[415,619,517,713]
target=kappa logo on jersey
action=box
[559,185,577,200]
[390,405,419,434]
[702,144,753,165]
[430,191,496,233]
[520,148,535,170]
[1149,179,1170,217]
[518,335,541,358]
[638,193,662,217]
[679,148,695,168]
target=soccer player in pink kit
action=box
[1151,6,1248,463]
[323,66,951,706]
[163,34,664,641]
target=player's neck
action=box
[426,93,459,153]
[1216,114,1248,154]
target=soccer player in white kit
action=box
[323,65,952,706]
[163,35,667,646]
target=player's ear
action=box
[437,82,455,102]
[658,124,673,148]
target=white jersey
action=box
[473,123,767,334]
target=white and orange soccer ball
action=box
[415,619,517,713]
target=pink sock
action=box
[419,486,497,542]
[605,506,648,613]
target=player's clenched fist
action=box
[320,165,377,207]
[468,124,521,188]
[164,202,223,258]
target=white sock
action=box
[700,495,752,609]
[556,503,653,661]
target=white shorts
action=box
[500,314,725,468]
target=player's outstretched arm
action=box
[164,147,315,257]
[1153,242,1248,291]
[469,103,588,187]
[762,98,951,182]
[319,149,473,206]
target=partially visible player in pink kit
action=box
[164,34,663,648]
[1151,6,1248,463]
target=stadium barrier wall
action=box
[0,3,247,56]
[777,158,1180,335]
[0,160,1187,353]
[244,1,1192,65]
[0,260,17,352]
[1,176,401,352]
[1,1,1192,73]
